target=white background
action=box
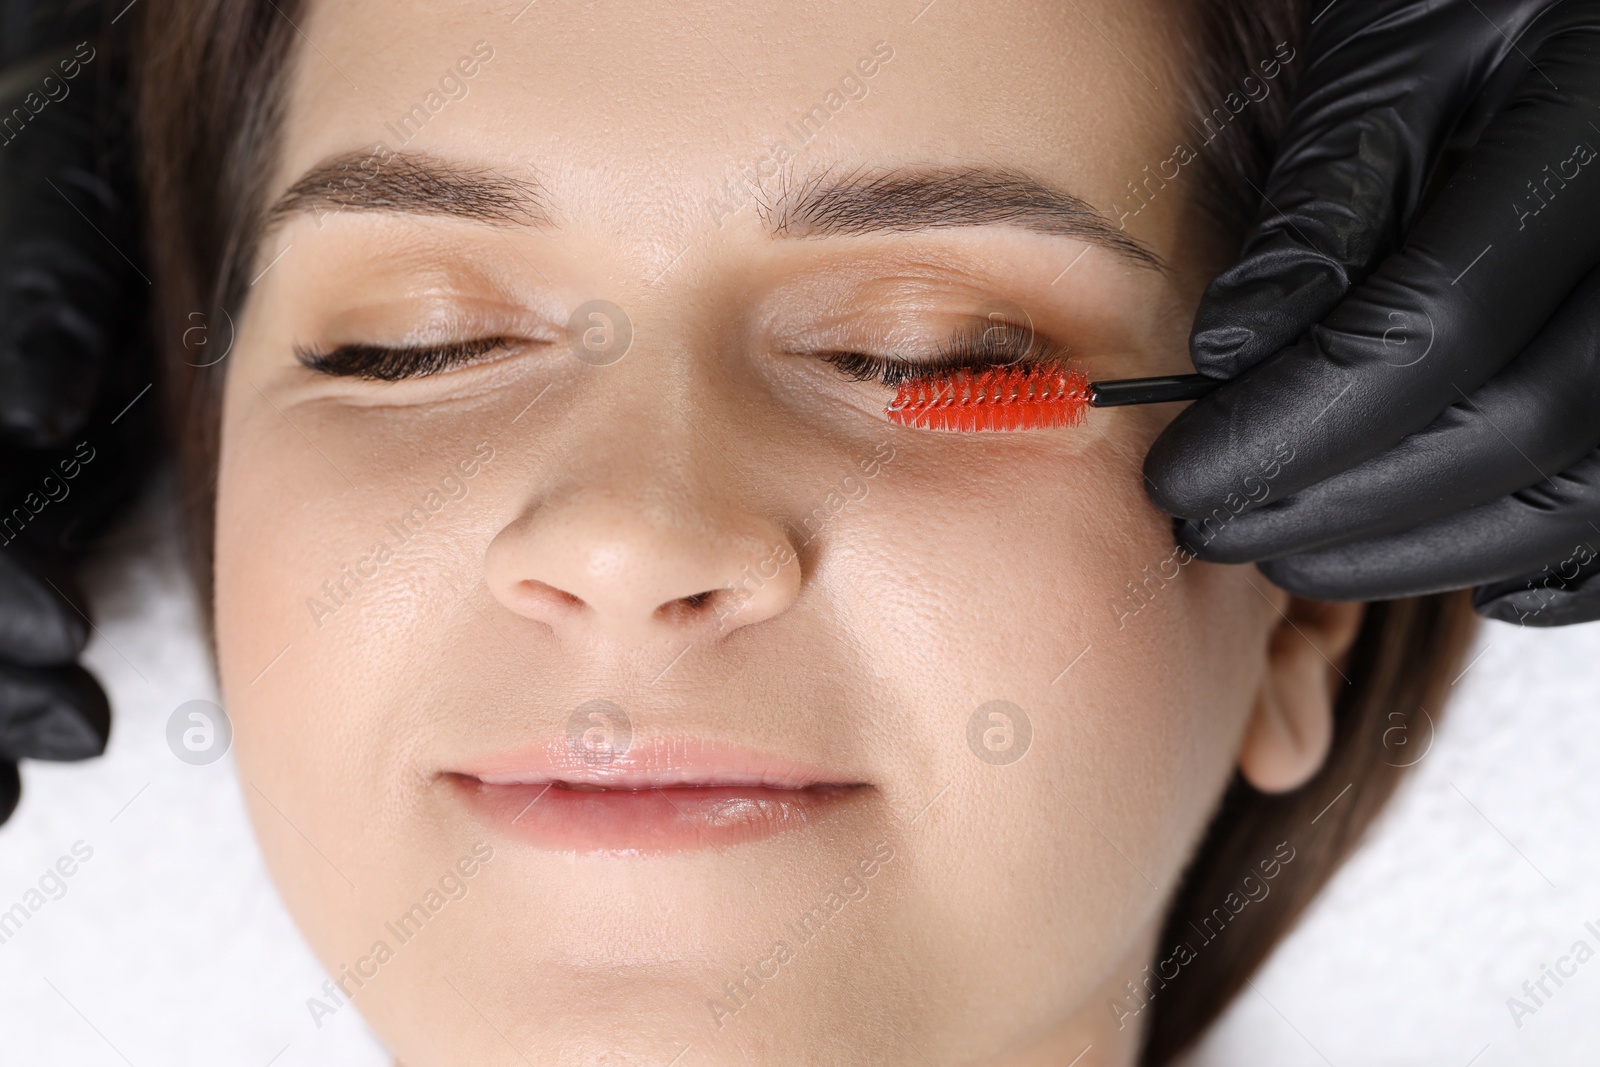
[1,481,1596,1065]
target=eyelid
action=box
[293,336,518,380]
[821,319,1070,388]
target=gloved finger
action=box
[1187,0,1549,378]
[0,43,138,449]
[0,140,120,448]
[1473,553,1600,627]
[0,661,110,761]
[0,548,88,665]
[0,760,17,825]
[1181,264,1600,563]
[1,0,104,65]
[1257,448,1600,602]
[1149,8,1600,519]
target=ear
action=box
[1238,590,1366,793]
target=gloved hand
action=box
[0,1,153,823]
[1143,0,1600,627]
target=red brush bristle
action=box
[885,364,1091,432]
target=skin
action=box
[213,1,1365,1063]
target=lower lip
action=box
[451,776,865,854]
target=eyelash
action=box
[292,319,1068,388]
[821,320,1069,387]
[293,336,514,380]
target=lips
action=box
[448,736,870,854]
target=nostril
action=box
[654,588,725,624]
[514,579,586,615]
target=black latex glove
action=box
[1144,0,1600,627]
[0,1,152,823]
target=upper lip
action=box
[450,735,866,791]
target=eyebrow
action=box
[767,165,1164,270]
[265,151,1162,271]
[264,149,549,232]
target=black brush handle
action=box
[1088,373,1224,408]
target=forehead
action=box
[281,0,1192,245]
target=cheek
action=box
[816,417,1268,1034]
[212,367,513,961]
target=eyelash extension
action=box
[293,336,513,381]
[823,319,1063,387]
[824,320,1091,432]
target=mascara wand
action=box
[887,368,1225,432]
[1085,373,1224,407]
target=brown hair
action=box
[136,0,302,639]
[132,2,1479,1061]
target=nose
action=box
[485,487,801,645]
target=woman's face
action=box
[214,1,1353,1063]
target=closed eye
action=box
[293,336,515,380]
[821,319,1070,387]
